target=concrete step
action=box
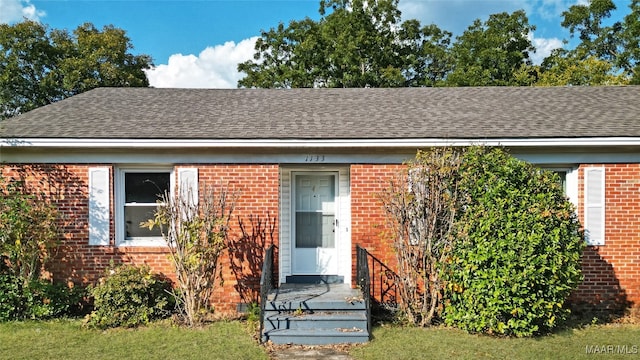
[262,283,370,345]
[264,328,369,345]
[264,311,367,331]
[264,298,366,312]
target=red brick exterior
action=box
[2,162,639,312]
[350,164,404,303]
[573,164,640,310]
[1,163,279,313]
[350,164,403,267]
[350,163,640,310]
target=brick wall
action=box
[1,164,121,282]
[574,164,640,309]
[4,161,638,313]
[350,164,404,303]
[193,164,280,312]
[1,164,279,313]
[350,164,403,263]
[350,163,640,310]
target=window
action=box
[117,169,173,246]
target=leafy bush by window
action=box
[442,146,584,336]
[85,265,174,329]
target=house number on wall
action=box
[305,155,325,162]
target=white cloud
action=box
[145,37,257,89]
[0,0,45,24]
[529,33,564,64]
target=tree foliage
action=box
[238,0,639,88]
[238,0,451,88]
[398,21,452,87]
[443,147,584,337]
[445,11,535,86]
[537,50,628,86]
[539,0,639,85]
[0,20,151,119]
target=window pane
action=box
[125,206,162,238]
[296,212,335,248]
[125,173,170,203]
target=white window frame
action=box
[115,167,174,247]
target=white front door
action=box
[292,172,338,275]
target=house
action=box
[1,86,639,316]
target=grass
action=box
[1,319,639,360]
[0,319,269,360]
[350,323,640,360]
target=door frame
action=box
[279,166,351,285]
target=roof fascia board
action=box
[4,137,640,148]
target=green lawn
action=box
[0,320,269,360]
[350,323,640,360]
[1,320,639,360]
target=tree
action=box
[537,49,628,86]
[58,23,151,93]
[618,0,640,83]
[445,11,535,86]
[398,21,453,87]
[237,19,321,88]
[0,20,151,119]
[238,0,450,88]
[561,0,619,63]
[552,0,639,84]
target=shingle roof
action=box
[1,86,639,140]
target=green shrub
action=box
[0,273,23,320]
[0,272,87,321]
[27,280,88,319]
[442,147,584,337]
[0,176,59,285]
[85,265,174,329]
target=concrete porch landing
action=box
[262,283,369,345]
[267,283,363,306]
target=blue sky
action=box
[0,0,631,88]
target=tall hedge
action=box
[442,147,584,336]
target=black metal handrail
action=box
[259,244,275,343]
[357,245,399,323]
[356,245,372,338]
